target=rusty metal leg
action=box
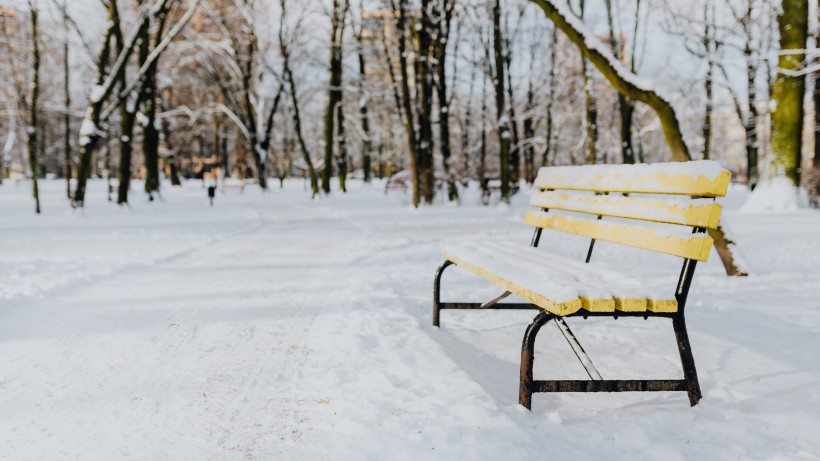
[433,260,454,327]
[519,311,556,410]
[672,316,702,406]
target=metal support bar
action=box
[439,304,676,316]
[519,309,699,410]
[554,318,603,380]
[672,316,702,406]
[440,302,540,310]
[433,260,453,327]
[584,194,607,263]
[533,379,687,393]
[519,311,556,409]
[480,291,512,308]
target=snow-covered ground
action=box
[1,179,819,460]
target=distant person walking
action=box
[207,184,216,206]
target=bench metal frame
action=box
[433,223,704,410]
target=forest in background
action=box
[0,0,817,212]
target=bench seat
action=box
[444,241,677,316]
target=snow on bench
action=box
[533,160,732,196]
[444,241,676,316]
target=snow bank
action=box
[740,177,809,212]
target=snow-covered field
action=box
[1,179,819,460]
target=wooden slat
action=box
[523,211,714,261]
[534,161,732,197]
[529,192,723,229]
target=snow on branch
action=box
[529,0,692,162]
[100,0,202,121]
[92,6,151,105]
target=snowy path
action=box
[1,180,819,459]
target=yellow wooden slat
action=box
[614,298,648,312]
[580,296,616,312]
[523,211,714,261]
[534,161,732,197]
[647,299,678,313]
[529,192,723,229]
[442,249,583,316]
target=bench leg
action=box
[672,316,702,406]
[433,260,453,327]
[519,311,556,410]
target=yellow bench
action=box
[433,160,731,409]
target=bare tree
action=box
[492,0,512,202]
[322,0,350,193]
[604,0,639,164]
[27,0,41,213]
[433,0,458,201]
[394,0,420,206]
[279,0,319,196]
[73,0,199,207]
[575,0,598,165]
[353,19,372,183]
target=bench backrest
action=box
[525,161,731,262]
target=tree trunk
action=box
[770,0,809,185]
[336,99,348,192]
[523,78,535,183]
[479,50,488,196]
[116,11,148,205]
[435,0,457,201]
[744,1,760,187]
[62,0,72,199]
[283,62,319,196]
[219,122,229,177]
[504,39,521,185]
[116,113,136,205]
[280,10,316,197]
[417,0,435,204]
[814,30,820,170]
[703,59,713,160]
[702,4,714,161]
[159,110,181,186]
[605,0,636,164]
[396,0,421,207]
[73,1,144,206]
[708,225,748,276]
[322,0,348,194]
[27,2,41,214]
[143,76,160,198]
[493,0,512,202]
[243,35,268,190]
[143,5,170,200]
[542,26,558,168]
[356,32,372,183]
[577,0,598,165]
[460,56,476,186]
[582,58,598,164]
